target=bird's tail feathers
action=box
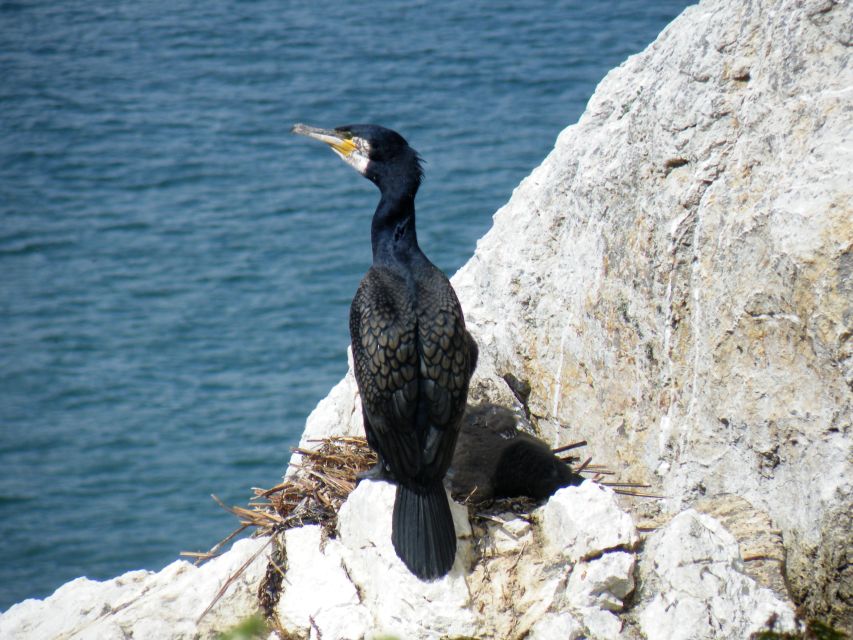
[392,481,457,581]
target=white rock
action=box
[0,537,270,640]
[512,568,569,637]
[452,0,852,620]
[335,480,478,640]
[566,551,635,612]
[297,358,361,449]
[527,612,584,640]
[576,606,624,640]
[489,513,533,555]
[538,481,639,562]
[637,510,798,640]
[277,526,369,640]
[286,0,849,629]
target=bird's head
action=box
[292,123,423,196]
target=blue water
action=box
[0,0,691,610]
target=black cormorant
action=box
[447,403,583,502]
[293,123,478,580]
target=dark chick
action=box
[447,403,583,503]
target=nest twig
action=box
[193,436,377,553]
[255,436,377,537]
[184,436,376,625]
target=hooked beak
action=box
[292,123,358,158]
[292,123,370,176]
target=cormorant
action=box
[447,403,583,502]
[293,123,478,580]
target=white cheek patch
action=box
[333,147,370,175]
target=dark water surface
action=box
[0,0,691,609]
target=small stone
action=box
[577,606,623,639]
[537,481,639,562]
[566,551,635,611]
[527,612,584,640]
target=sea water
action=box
[0,0,691,609]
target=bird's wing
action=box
[415,270,476,473]
[349,267,422,478]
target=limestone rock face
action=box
[285,0,852,632]
[452,0,852,627]
[276,526,369,639]
[637,510,797,639]
[0,538,270,640]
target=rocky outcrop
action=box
[0,538,269,639]
[261,475,795,639]
[638,510,797,640]
[453,0,852,630]
[2,0,849,637]
[274,480,644,639]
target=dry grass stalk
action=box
[248,436,377,539]
[195,536,274,624]
[186,436,376,624]
[552,440,588,454]
[191,436,377,556]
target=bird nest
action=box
[243,436,377,539]
[186,434,655,626]
[184,436,376,625]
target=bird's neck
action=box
[371,192,422,267]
